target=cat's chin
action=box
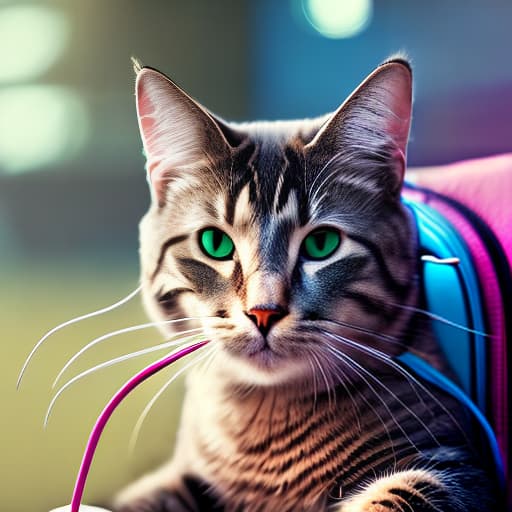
[217,346,310,387]
[243,344,284,373]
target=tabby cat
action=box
[114,58,499,511]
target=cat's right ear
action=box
[304,59,412,199]
[135,67,231,206]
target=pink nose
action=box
[246,306,287,333]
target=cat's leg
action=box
[335,467,495,512]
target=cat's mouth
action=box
[218,329,313,384]
[245,342,280,368]
[221,331,285,370]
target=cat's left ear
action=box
[305,58,412,197]
[135,66,232,205]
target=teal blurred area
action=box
[1,1,511,510]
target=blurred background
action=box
[2,0,511,510]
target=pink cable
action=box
[70,340,209,512]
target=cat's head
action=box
[135,59,417,387]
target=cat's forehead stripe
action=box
[258,219,294,273]
[224,138,258,225]
[225,139,310,227]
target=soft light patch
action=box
[0,85,89,174]
[0,5,69,83]
[302,0,373,39]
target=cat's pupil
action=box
[313,232,327,251]
[212,230,223,251]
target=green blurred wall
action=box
[1,1,249,510]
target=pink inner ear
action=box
[137,92,158,156]
[138,93,153,121]
[382,71,412,152]
[136,86,166,182]
[386,108,410,152]
[392,149,406,183]
[140,112,157,138]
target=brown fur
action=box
[113,59,499,511]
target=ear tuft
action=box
[131,56,143,75]
[380,52,412,72]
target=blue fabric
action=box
[403,198,488,411]
[397,198,504,487]
[397,352,505,487]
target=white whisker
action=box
[323,352,362,432]
[311,351,334,410]
[17,284,142,389]
[391,302,490,337]
[44,335,202,427]
[309,151,344,203]
[317,325,429,411]
[129,346,214,452]
[324,347,395,460]
[321,330,468,446]
[318,317,435,362]
[199,342,220,376]
[52,321,205,388]
[307,357,319,413]
[326,344,419,452]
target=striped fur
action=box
[114,60,500,511]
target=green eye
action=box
[302,228,341,260]
[199,228,235,260]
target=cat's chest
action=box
[191,388,372,511]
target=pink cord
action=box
[70,340,209,512]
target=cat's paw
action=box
[336,469,445,512]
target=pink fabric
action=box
[410,154,512,264]
[407,189,507,471]
[405,153,511,480]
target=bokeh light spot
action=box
[303,0,373,39]
[0,86,89,174]
[0,5,69,83]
